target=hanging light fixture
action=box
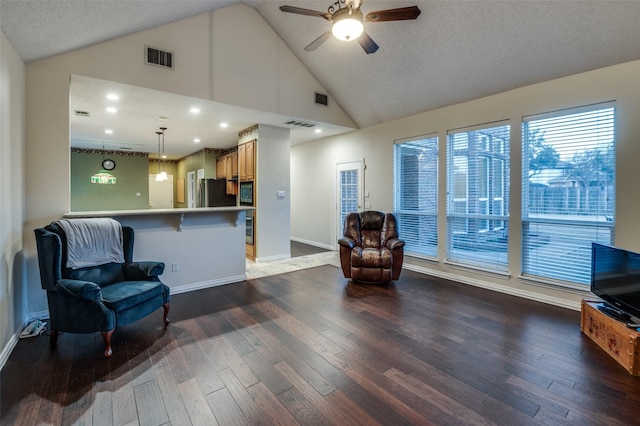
[155,127,168,181]
[91,143,117,184]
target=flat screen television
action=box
[591,242,640,323]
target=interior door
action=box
[149,175,174,209]
[336,160,364,241]
[187,171,196,208]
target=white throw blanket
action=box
[55,218,125,269]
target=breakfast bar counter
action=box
[64,207,254,294]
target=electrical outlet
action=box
[172,262,178,272]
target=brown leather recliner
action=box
[338,211,405,282]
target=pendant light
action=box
[155,128,168,181]
[91,143,116,184]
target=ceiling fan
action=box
[279,0,421,54]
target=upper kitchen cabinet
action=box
[239,140,255,182]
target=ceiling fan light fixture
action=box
[331,8,363,41]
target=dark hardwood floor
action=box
[290,241,330,258]
[3,265,640,425]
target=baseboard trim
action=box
[169,275,247,295]
[33,310,49,320]
[403,264,582,311]
[290,236,335,251]
[0,331,19,371]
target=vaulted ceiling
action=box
[3,0,640,152]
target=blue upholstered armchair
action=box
[34,219,170,358]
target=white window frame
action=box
[446,121,510,272]
[521,102,616,287]
[393,135,439,258]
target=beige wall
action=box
[291,59,640,310]
[0,30,26,364]
[255,124,291,261]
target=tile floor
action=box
[245,250,340,279]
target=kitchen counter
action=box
[64,207,254,294]
[65,206,254,230]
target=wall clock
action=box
[102,159,116,170]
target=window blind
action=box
[393,136,438,257]
[446,123,510,271]
[522,104,615,285]
[339,168,359,233]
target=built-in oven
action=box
[246,210,254,245]
[239,181,253,206]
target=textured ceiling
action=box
[259,0,640,128]
[3,0,640,150]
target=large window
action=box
[393,136,438,257]
[522,104,615,286]
[446,123,510,271]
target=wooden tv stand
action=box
[581,300,640,376]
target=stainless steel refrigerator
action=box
[197,179,236,207]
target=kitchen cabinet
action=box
[216,152,238,195]
[224,155,232,179]
[215,156,225,179]
[239,139,255,181]
[225,153,238,195]
[231,151,238,179]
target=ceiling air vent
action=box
[315,92,328,106]
[75,110,90,117]
[285,120,316,128]
[145,46,174,69]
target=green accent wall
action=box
[71,151,150,211]
[71,148,225,211]
[205,151,217,177]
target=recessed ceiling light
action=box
[158,116,168,121]
[106,107,117,113]
[194,138,201,143]
[190,107,200,114]
[220,122,228,128]
[315,128,322,133]
[105,129,113,134]
[106,94,119,101]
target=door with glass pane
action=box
[336,161,363,241]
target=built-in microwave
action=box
[239,181,253,205]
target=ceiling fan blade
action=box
[358,31,379,54]
[304,30,332,52]
[280,5,332,21]
[365,6,421,22]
